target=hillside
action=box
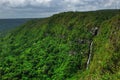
[0,10,120,80]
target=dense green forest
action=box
[0,10,120,80]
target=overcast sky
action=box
[0,0,120,18]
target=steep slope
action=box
[77,14,120,80]
[0,10,120,80]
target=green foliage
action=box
[0,9,120,80]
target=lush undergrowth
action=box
[0,10,120,80]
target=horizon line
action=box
[0,9,119,19]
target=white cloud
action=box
[0,0,27,7]
[6,0,26,7]
[64,0,83,4]
[0,0,52,7]
[0,0,120,18]
[0,0,120,8]
[30,0,52,7]
[104,0,114,7]
[104,0,120,9]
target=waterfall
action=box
[86,41,93,69]
[86,27,98,69]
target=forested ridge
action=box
[0,9,120,80]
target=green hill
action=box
[0,9,120,80]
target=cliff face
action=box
[0,10,120,80]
